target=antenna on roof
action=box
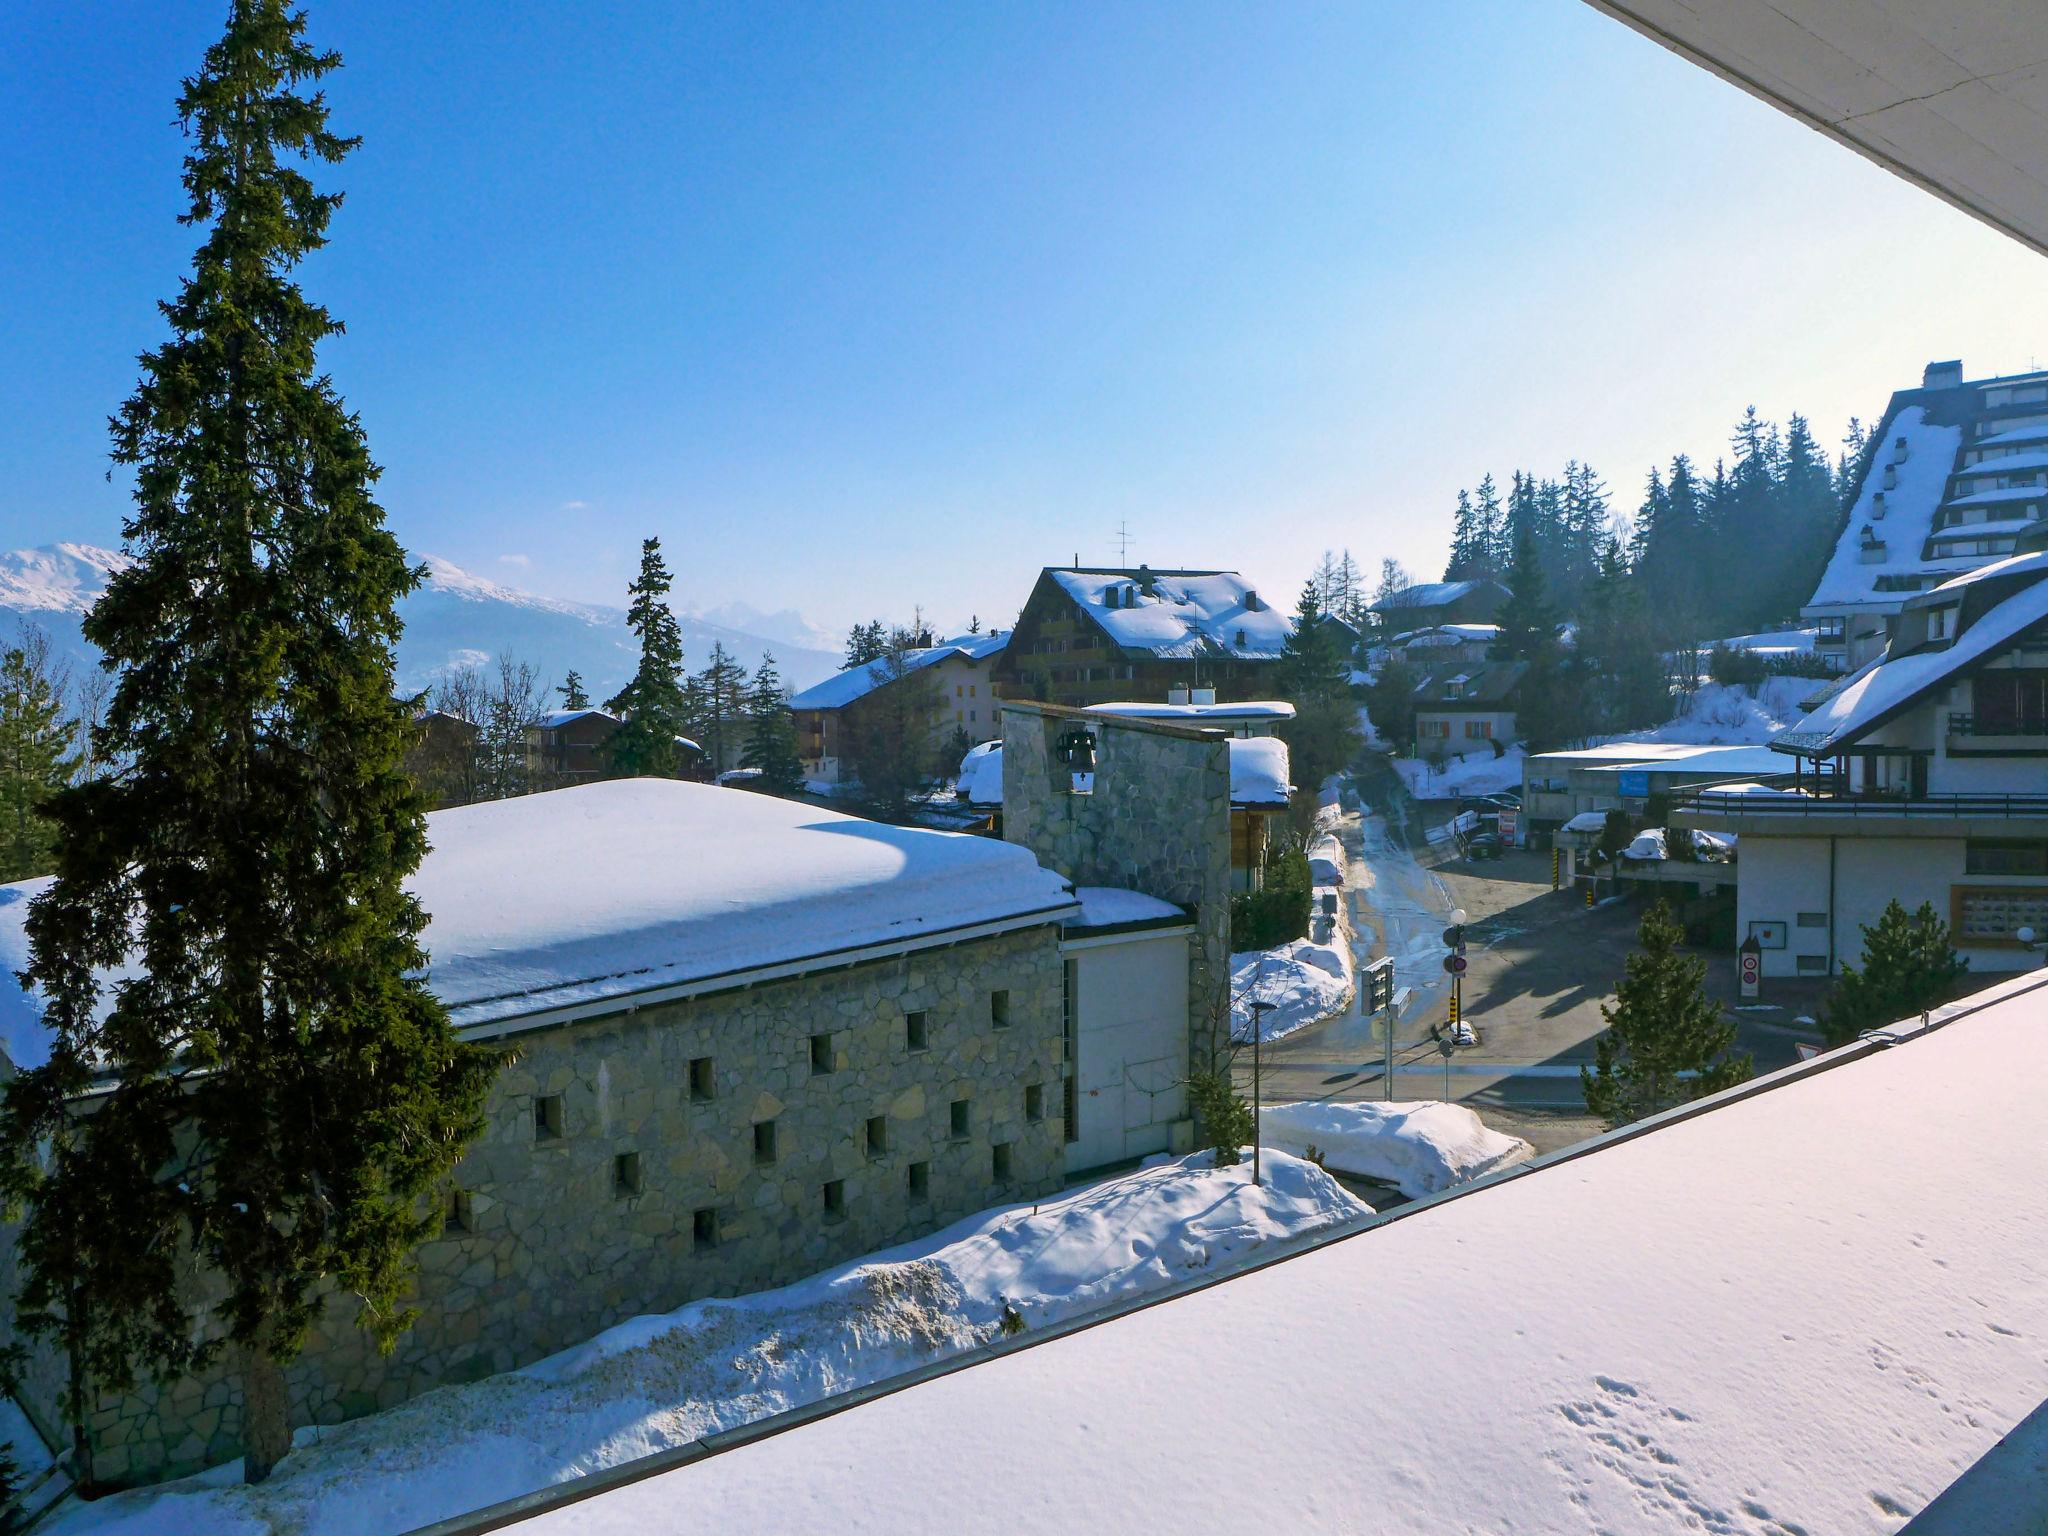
[1115,520,1130,565]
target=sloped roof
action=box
[503,970,2048,1536]
[1778,562,2048,754]
[1044,569,1293,660]
[1411,660,1527,707]
[1369,579,1506,613]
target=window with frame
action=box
[1967,840,2048,876]
[1464,720,1493,739]
[1972,672,2048,735]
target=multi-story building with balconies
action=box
[1679,546,2048,978]
[1806,359,2048,673]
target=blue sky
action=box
[6,1,2048,637]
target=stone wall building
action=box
[0,780,1079,1486]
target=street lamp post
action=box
[1247,999,1274,1187]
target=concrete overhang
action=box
[1583,1,2048,257]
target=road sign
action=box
[1441,925,1465,949]
[1738,935,1761,1000]
[1442,953,1467,975]
[1437,1037,1455,1058]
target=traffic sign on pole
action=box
[1442,953,1467,975]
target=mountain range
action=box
[0,543,845,700]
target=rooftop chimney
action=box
[1923,359,1963,390]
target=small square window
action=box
[1795,912,1828,929]
[1024,1083,1044,1122]
[823,1178,846,1220]
[613,1151,642,1199]
[443,1187,472,1235]
[1796,954,1828,975]
[906,1011,929,1051]
[689,1056,715,1102]
[907,1161,930,1199]
[692,1207,720,1250]
[991,1142,1013,1184]
[950,1098,971,1140]
[866,1114,888,1158]
[810,1032,834,1075]
[754,1118,778,1165]
[990,990,1011,1029]
[534,1094,564,1142]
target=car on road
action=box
[1465,832,1504,860]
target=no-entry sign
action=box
[1738,937,1761,999]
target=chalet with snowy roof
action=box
[992,566,1292,709]
[789,633,1007,784]
[1410,660,1527,760]
[1805,358,2048,673]
[405,707,481,807]
[1678,548,2048,978]
[1366,577,1509,633]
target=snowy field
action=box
[1230,939,1352,1043]
[48,1153,1367,1536]
[1260,1100,1533,1198]
[1610,677,1812,747]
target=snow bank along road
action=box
[46,1154,1365,1536]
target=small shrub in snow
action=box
[1186,1071,1254,1167]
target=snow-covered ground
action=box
[1393,746,1523,800]
[1610,678,1811,747]
[1230,939,1351,1043]
[1260,1101,1534,1198]
[47,1153,1367,1536]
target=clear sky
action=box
[6,1,2048,637]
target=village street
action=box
[1253,758,1819,1155]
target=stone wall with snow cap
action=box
[60,923,1067,1488]
[1000,704,1232,1068]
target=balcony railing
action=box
[1947,713,2048,739]
[1675,774,2048,819]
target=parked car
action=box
[1466,832,1503,860]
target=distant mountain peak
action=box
[0,542,132,613]
[416,554,612,623]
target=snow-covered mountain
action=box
[0,544,844,698]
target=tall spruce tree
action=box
[690,641,749,774]
[0,632,78,882]
[1582,901,1752,1128]
[0,2,493,1482]
[604,538,689,778]
[739,654,805,795]
[556,670,589,711]
[1274,585,1362,793]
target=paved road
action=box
[1249,757,1815,1155]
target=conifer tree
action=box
[1495,523,1553,661]
[843,621,888,669]
[0,632,78,882]
[1274,585,1361,792]
[690,642,749,775]
[1444,490,1481,580]
[1471,473,1506,574]
[556,670,589,711]
[739,654,805,795]
[0,2,493,1481]
[604,538,689,778]
[1821,900,1968,1047]
[1582,902,1752,1128]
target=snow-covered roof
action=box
[1411,660,1525,706]
[1972,422,2048,450]
[1779,564,2048,755]
[786,651,970,720]
[1066,887,1188,931]
[1806,407,1971,610]
[939,630,1009,660]
[0,782,1081,1063]
[1930,547,2048,593]
[536,708,617,731]
[956,738,1288,809]
[1527,741,1708,766]
[1227,736,1291,806]
[1940,486,2048,511]
[1952,451,2048,483]
[1710,628,1815,655]
[511,971,2048,1536]
[1561,810,1612,833]
[1045,569,1292,660]
[1367,579,1502,613]
[1574,744,1795,780]
[1084,700,1295,722]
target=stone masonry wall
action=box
[1000,705,1232,1068]
[70,923,1066,1486]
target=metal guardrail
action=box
[1676,782,2048,818]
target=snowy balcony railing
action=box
[1674,777,2048,819]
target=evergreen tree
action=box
[1371,558,1411,632]
[843,621,889,669]
[1274,585,1362,793]
[690,642,749,775]
[0,632,78,882]
[0,3,494,1481]
[840,641,944,823]
[1776,413,1838,622]
[1444,490,1481,580]
[1471,473,1506,574]
[1836,417,1869,500]
[1581,902,1752,1128]
[1495,522,1553,660]
[739,654,805,795]
[604,538,689,778]
[556,670,589,711]
[1821,900,1968,1047]
[1362,646,1420,751]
